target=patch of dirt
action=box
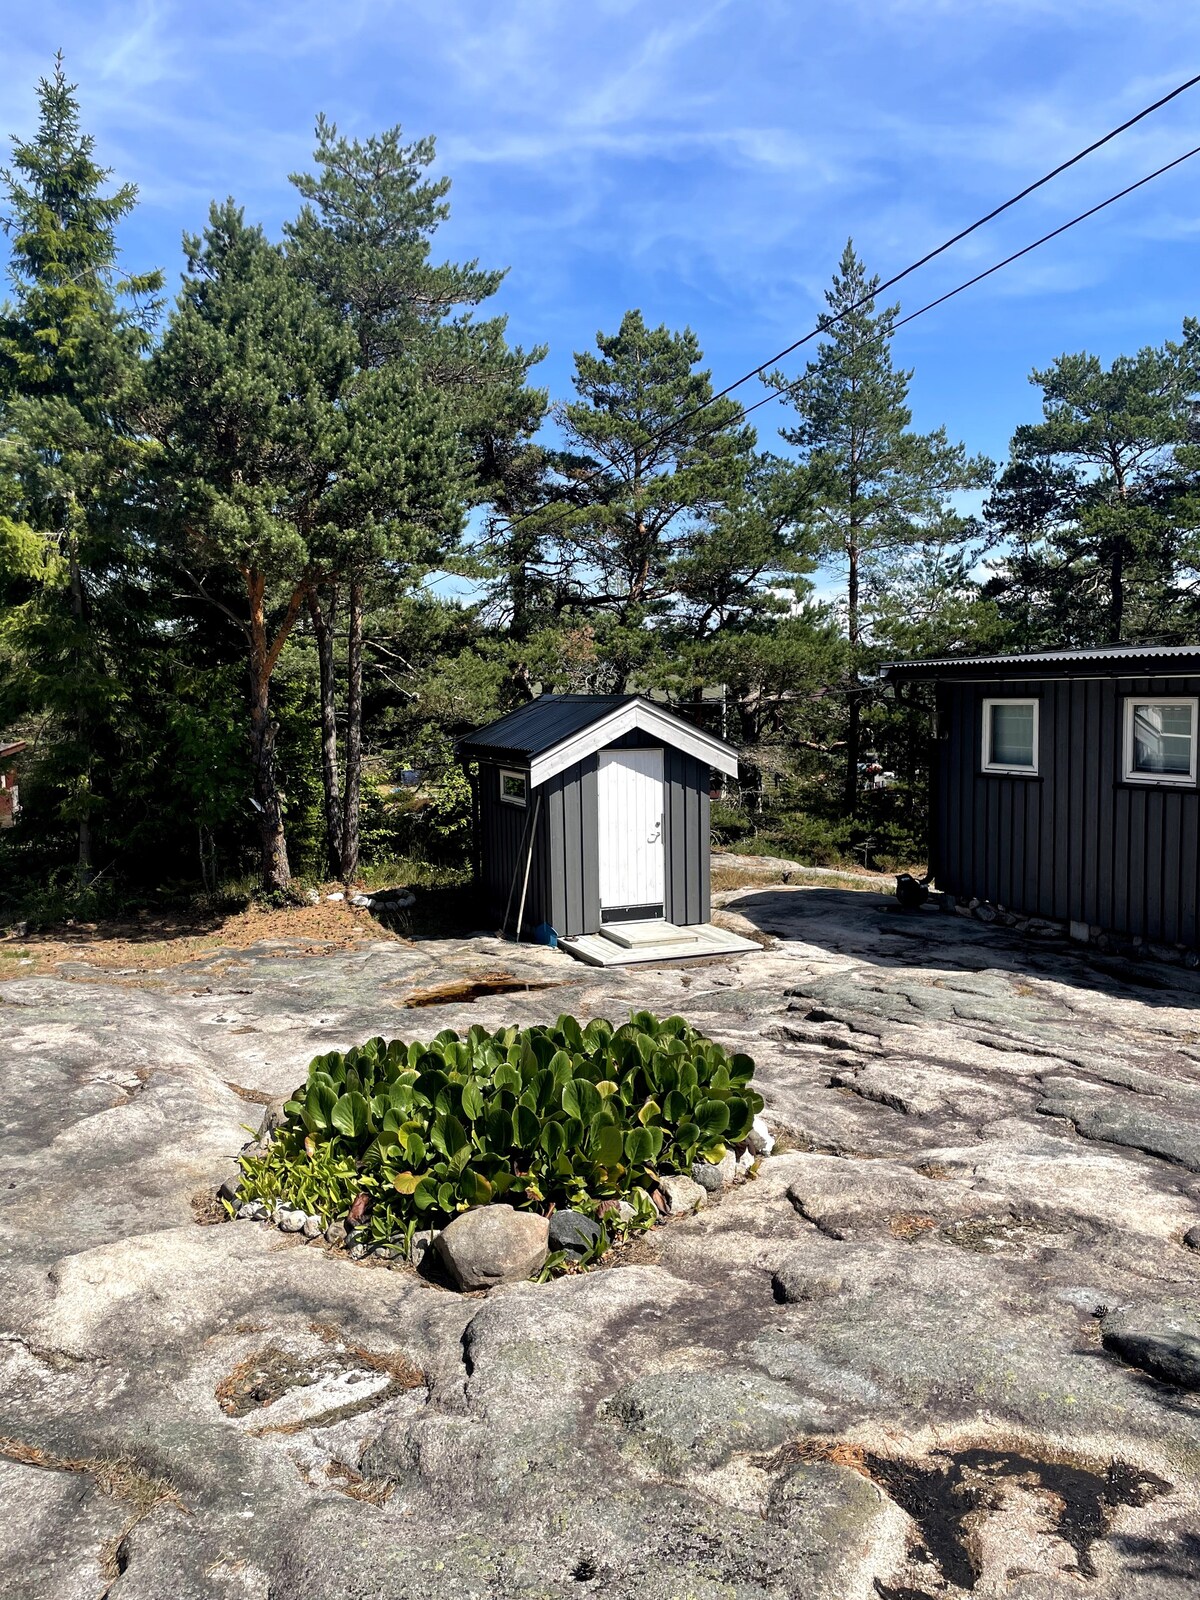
[190,1189,228,1227]
[0,900,399,978]
[939,1216,1063,1254]
[323,1460,394,1505]
[224,1081,275,1105]
[216,1333,425,1437]
[400,970,568,1007]
[888,1213,939,1240]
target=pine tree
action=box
[150,204,356,891]
[548,310,760,692]
[0,55,162,883]
[285,117,541,878]
[984,343,1200,645]
[766,241,988,811]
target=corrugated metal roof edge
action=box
[882,644,1200,676]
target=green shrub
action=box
[236,1011,763,1251]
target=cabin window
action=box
[499,768,528,807]
[982,698,1038,774]
[1123,697,1197,785]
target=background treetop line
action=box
[2,60,1199,920]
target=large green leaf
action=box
[512,1103,540,1149]
[624,1127,654,1166]
[693,1098,730,1139]
[563,1078,601,1122]
[331,1090,371,1142]
[430,1113,469,1160]
[484,1106,512,1152]
[540,1120,566,1159]
[590,1121,624,1166]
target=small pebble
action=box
[276,1207,307,1232]
[302,1215,323,1238]
[324,1221,348,1246]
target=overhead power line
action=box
[704,67,1200,411]
[738,140,1200,426]
[501,70,1200,536]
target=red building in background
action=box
[0,741,25,829]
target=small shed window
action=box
[982,699,1038,774]
[499,768,528,807]
[1123,697,1197,785]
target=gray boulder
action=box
[691,1149,736,1191]
[548,1210,601,1259]
[436,1205,549,1291]
[274,1205,307,1232]
[1183,1224,1200,1251]
[658,1175,706,1216]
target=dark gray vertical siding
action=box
[476,759,550,932]
[934,672,1200,947]
[538,755,600,938]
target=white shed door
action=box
[597,749,665,917]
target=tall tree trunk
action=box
[309,585,343,876]
[246,571,292,892]
[844,526,861,815]
[67,526,93,887]
[1110,538,1126,643]
[339,577,365,882]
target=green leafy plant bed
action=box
[234,1011,763,1256]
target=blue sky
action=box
[5,1,1200,478]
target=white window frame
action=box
[1122,696,1198,786]
[498,767,528,807]
[981,697,1040,775]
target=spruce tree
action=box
[0,55,162,883]
[766,241,988,811]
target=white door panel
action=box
[598,749,665,913]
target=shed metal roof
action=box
[882,643,1200,681]
[457,694,739,785]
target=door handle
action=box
[648,817,662,843]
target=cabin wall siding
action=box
[932,674,1200,947]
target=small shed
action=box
[456,695,757,964]
[882,644,1200,954]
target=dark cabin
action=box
[883,644,1200,953]
[456,695,740,946]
